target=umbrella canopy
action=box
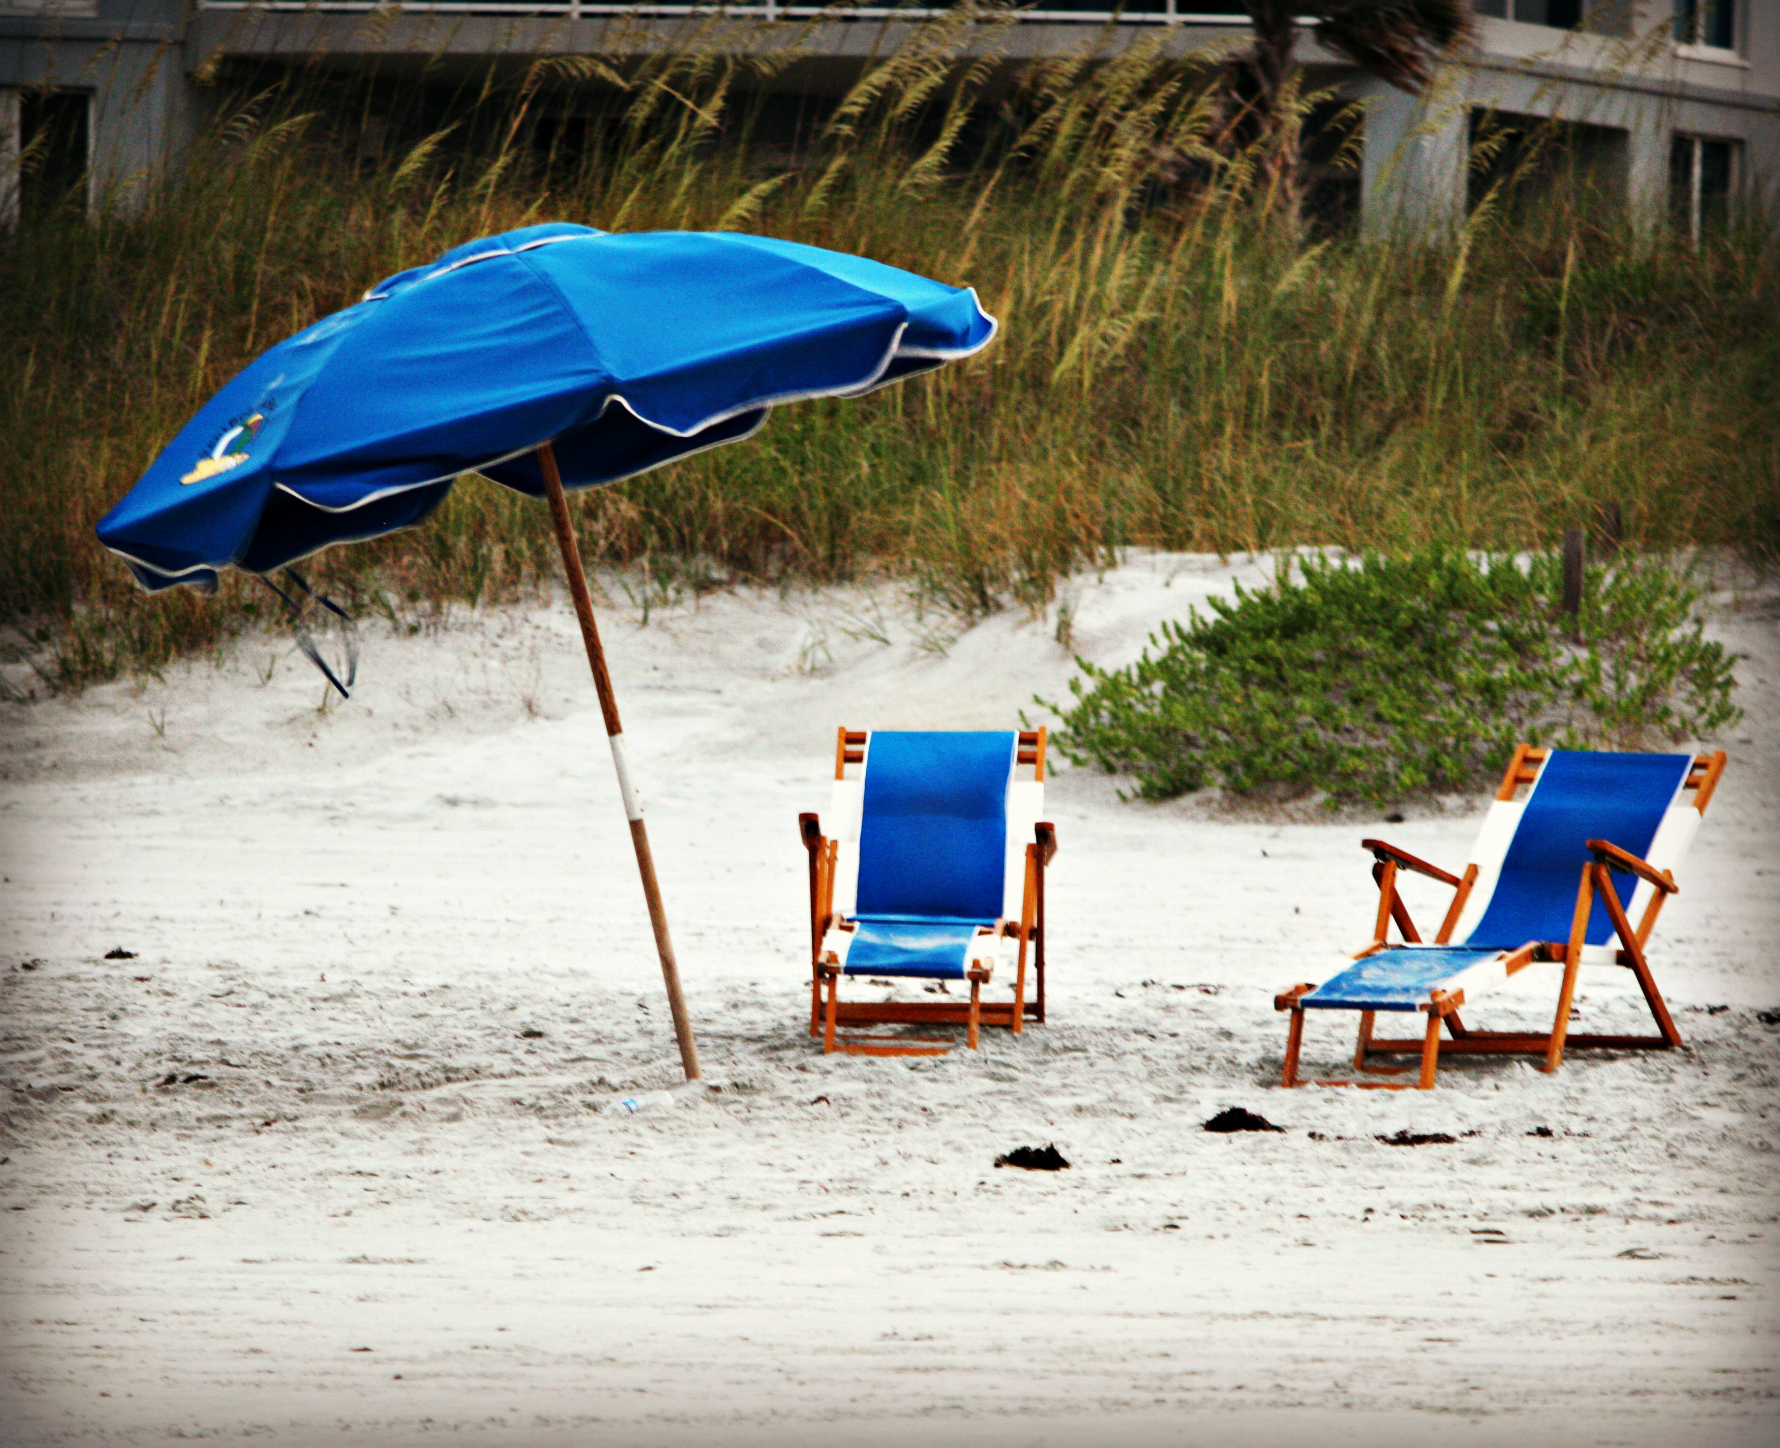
[93,224,999,1085]
[96,223,995,590]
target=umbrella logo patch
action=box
[180,412,266,485]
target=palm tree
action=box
[1216,1,1478,222]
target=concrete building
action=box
[3,0,1775,234]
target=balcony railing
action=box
[194,1,1260,24]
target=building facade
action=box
[2,1,1775,232]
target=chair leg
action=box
[1594,861,1684,1049]
[1545,865,1596,1074]
[1353,1010,1375,1069]
[809,968,822,1038]
[1282,1007,1305,1087]
[1417,1010,1443,1090]
[1012,936,1028,1035]
[823,970,838,1054]
[968,975,981,1051]
[1626,948,1683,1048]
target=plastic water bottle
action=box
[604,1089,675,1117]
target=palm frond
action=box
[1312,0,1479,97]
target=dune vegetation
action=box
[3,6,1775,693]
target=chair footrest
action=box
[833,1035,953,1057]
[1311,1079,1430,1091]
[1366,1032,1671,1055]
[832,1000,1036,1027]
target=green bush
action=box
[1047,548,1742,807]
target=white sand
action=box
[1,553,1776,1448]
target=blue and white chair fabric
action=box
[1277,746,1725,1089]
[800,729,1055,1053]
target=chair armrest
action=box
[1275,982,1315,1011]
[1360,838,1461,888]
[1587,838,1677,894]
[799,812,822,852]
[1035,822,1058,867]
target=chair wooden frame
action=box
[798,727,1057,1056]
[1276,745,1726,1090]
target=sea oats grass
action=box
[2,8,1774,688]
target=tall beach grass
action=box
[3,7,1776,688]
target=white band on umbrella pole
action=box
[608,732,644,822]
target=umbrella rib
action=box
[539,440,701,1083]
[360,231,598,302]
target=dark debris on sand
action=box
[1203,1107,1284,1133]
[995,1144,1070,1171]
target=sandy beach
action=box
[2,552,1775,1448]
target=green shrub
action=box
[1046,547,1742,807]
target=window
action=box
[1674,0,1735,50]
[1469,110,1629,222]
[1669,134,1738,241]
[2,88,90,224]
[1301,99,1364,239]
[1472,1,1633,34]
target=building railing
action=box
[194,2,1260,24]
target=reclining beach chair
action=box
[798,728,1057,1056]
[1275,745,1726,1089]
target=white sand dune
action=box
[1,553,1775,1448]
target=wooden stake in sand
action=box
[538,441,700,1082]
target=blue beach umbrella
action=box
[96,222,998,1078]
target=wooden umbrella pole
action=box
[538,442,701,1081]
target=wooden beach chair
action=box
[798,728,1057,1056]
[1275,746,1727,1090]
